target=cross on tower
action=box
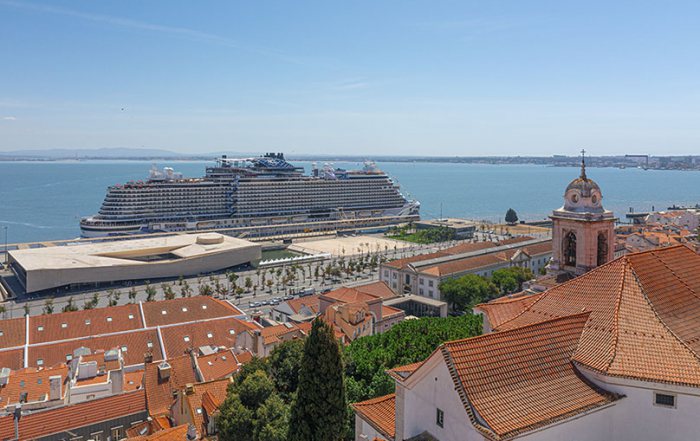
[580,148,587,179]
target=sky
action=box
[1,1,700,156]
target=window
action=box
[228,329,235,335]
[654,392,676,408]
[128,314,134,320]
[419,278,424,285]
[207,332,213,338]
[36,359,43,366]
[184,336,190,342]
[84,319,90,325]
[383,270,389,277]
[182,307,188,312]
[196,408,203,414]
[147,341,153,348]
[37,326,44,332]
[121,346,128,352]
[392,273,397,279]
[419,288,424,295]
[405,275,410,284]
[564,231,577,267]
[0,330,4,336]
[202,305,208,310]
[19,380,25,387]
[66,354,73,361]
[429,290,434,298]
[106,317,113,322]
[161,310,167,315]
[428,280,434,287]
[90,432,103,441]
[110,426,124,440]
[436,408,444,428]
[37,378,42,385]
[61,323,68,329]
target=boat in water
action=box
[80,153,420,238]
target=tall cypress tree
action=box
[288,319,346,441]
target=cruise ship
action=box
[80,153,420,238]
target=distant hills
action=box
[0,147,185,159]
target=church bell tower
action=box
[549,151,616,276]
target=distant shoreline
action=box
[1,154,699,171]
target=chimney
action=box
[49,375,62,401]
[186,424,198,441]
[185,383,194,395]
[13,406,21,440]
[158,361,171,381]
[144,351,154,364]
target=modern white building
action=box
[8,233,261,293]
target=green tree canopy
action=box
[288,319,346,441]
[492,266,533,293]
[219,369,289,441]
[268,339,304,402]
[439,274,498,311]
[505,208,519,225]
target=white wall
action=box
[400,357,480,441]
[579,367,700,441]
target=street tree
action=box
[439,274,498,311]
[505,208,519,225]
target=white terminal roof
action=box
[9,233,257,271]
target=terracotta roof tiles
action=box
[160,317,255,358]
[443,313,618,439]
[497,245,700,387]
[144,355,197,417]
[0,390,146,440]
[352,393,396,440]
[141,296,240,327]
[29,303,143,344]
[196,349,240,381]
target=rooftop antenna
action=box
[580,148,587,179]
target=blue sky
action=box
[1,0,699,156]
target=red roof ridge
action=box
[627,256,700,366]
[603,257,628,373]
[495,255,630,331]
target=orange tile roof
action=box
[0,390,146,440]
[185,378,230,435]
[196,349,240,381]
[29,303,143,344]
[124,369,145,391]
[144,355,197,417]
[235,350,254,365]
[475,293,543,329]
[0,317,26,349]
[443,313,618,439]
[129,424,189,440]
[443,241,502,255]
[29,329,162,367]
[352,281,398,299]
[380,305,404,319]
[260,323,304,345]
[497,245,700,387]
[0,365,68,406]
[419,241,552,277]
[141,296,240,327]
[386,361,424,381]
[284,295,320,315]
[383,251,450,270]
[0,348,25,371]
[322,287,380,305]
[352,393,395,440]
[160,317,255,358]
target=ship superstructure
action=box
[80,153,419,237]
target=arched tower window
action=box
[563,231,577,267]
[597,232,608,266]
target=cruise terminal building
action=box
[8,233,262,293]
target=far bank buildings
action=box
[353,156,700,441]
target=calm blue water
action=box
[0,160,698,244]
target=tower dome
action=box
[559,153,607,215]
